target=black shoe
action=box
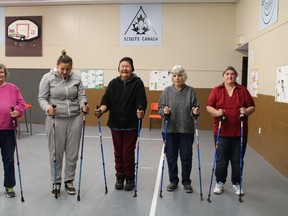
[166,183,178,192]
[183,184,193,193]
[124,176,135,191]
[5,187,16,198]
[65,180,76,195]
[115,173,125,190]
[52,183,61,197]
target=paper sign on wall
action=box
[275,65,288,103]
[149,70,172,91]
[249,69,259,97]
[81,69,104,89]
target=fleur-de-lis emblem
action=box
[132,15,150,35]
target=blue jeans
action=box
[215,136,247,184]
[0,130,16,188]
[164,133,194,186]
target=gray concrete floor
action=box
[0,123,287,216]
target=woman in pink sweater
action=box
[0,64,25,198]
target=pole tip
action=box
[200,194,203,201]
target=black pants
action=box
[215,136,247,185]
[0,130,16,188]
[165,133,194,186]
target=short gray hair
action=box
[170,65,187,82]
[0,63,8,78]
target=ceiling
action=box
[0,0,238,7]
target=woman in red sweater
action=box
[207,66,255,196]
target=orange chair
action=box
[17,103,33,139]
[149,102,162,131]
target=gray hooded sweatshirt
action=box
[38,68,87,117]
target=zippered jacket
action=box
[101,74,147,129]
[38,68,87,117]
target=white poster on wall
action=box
[149,70,172,91]
[120,4,162,46]
[80,69,104,89]
[249,69,259,97]
[259,0,278,30]
[275,65,288,103]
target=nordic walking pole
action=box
[96,105,108,194]
[51,104,58,199]
[134,106,142,197]
[239,112,245,203]
[10,106,25,202]
[159,114,168,198]
[193,112,203,201]
[77,102,88,201]
[207,115,224,203]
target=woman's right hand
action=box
[94,107,103,118]
[163,106,171,115]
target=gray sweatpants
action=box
[45,114,82,184]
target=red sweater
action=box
[207,83,255,136]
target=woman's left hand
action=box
[192,107,200,115]
[10,110,19,118]
[137,109,145,119]
[82,103,89,113]
[239,107,247,115]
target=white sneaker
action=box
[213,182,224,194]
[233,184,244,196]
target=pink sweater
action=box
[0,82,26,130]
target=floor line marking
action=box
[149,144,164,216]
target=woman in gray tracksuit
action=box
[38,50,88,197]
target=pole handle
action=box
[163,106,171,120]
[96,105,103,118]
[83,102,88,115]
[51,104,57,118]
[220,115,225,121]
[10,106,17,127]
[192,106,200,119]
[239,106,246,120]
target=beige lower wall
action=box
[85,88,213,130]
[248,94,288,178]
